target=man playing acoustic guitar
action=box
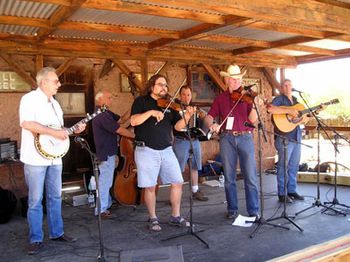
[19,67,86,255]
[267,79,305,203]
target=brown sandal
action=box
[149,217,162,231]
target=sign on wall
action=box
[0,71,31,92]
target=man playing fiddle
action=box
[205,65,259,221]
[173,86,208,201]
[130,74,195,231]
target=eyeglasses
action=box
[155,83,168,88]
[45,79,60,85]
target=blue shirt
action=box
[92,108,120,161]
[272,95,301,142]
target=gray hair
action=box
[36,67,56,86]
[95,90,104,102]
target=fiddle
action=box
[230,86,258,104]
[157,97,185,112]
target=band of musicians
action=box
[19,65,330,255]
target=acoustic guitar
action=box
[272,99,339,133]
[34,106,106,160]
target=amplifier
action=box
[0,138,17,163]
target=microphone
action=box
[244,121,255,128]
[74,136,85,144]
[243,84,256,91]
[292,88,303,93]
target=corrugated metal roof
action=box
[177,39,243,50]
[0,0,58,19]
[0,24,38,35]
[300,39,350,50]
[208,25,297,41]
[127,0,224,16]
[69,8,200,31]
[264,48,312,56]
[51,29,158,43]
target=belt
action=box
[175,136,196,141]
[223,130,252,136]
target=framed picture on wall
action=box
[55,92,86,115]
[190,70,219,103]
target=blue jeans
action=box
[97,155,116,213]
[173,137,202,171]
[275,136,301,195]
[220,133,259,215]
[24,164,64,243]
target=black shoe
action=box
[278,195,293,203]
[288,192,304,201]
[226,211,238,221]
[27,242,43,255]
[51,234,77,243]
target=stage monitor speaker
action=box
[120,245,184,262]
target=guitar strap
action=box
[51,102,64,128]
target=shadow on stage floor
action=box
[1,174,350,262]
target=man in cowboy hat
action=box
[205,65,259,221]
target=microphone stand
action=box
[322,132,350,213]
[294,94,343,217]
[246,98,289,238]
[162,105,209,248]
[75,137,107,262]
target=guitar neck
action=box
[66,109,103,135]
[300,105,322,116]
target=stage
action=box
[1,173,350,262]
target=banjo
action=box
[34,106,106,160]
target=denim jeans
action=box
[220,133,259,215]
[275,136,301,195]
[24,164,64,243]
[173,137,202,171]
[97,155,116,213]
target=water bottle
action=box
[219,174,225,187]
[88,192,95,208]
[88,176,96,191]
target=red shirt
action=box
[208,90,253,132]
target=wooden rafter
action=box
[0,54,36,88]
[99,59,114,79]
[142,0,350,34]
[140,59,148,88]
[56,57,76,77]
[111,59,143,91]
[0,38,298,68]
[201,64,226,91]
[35,55,44,74]
[37,0,88,41]
[149,16,251,49]
[262,68,280,95]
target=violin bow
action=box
[161,77,187,113]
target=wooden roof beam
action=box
[37,0,88,41]
[82,0,225,25]
[0,53,36,88]
[58,21,180,39]
[35,55,44,74]
[297,48,350,64]
[56,57,76,77]
[262,67,281,95]
[149,16,250,49]
[111,59,143,91]
[144,0,350,35]
[201,64,226,91]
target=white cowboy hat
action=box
[219,65,246,79]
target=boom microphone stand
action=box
[246,100,289,238]
[75,137,107,262]
[295,94,341,217]
[322,134,349,214]
[162,105,209,248]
